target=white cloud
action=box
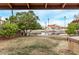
[49,19,65,27]
[45,10,79,27]
[38,21,47,27]
[1,17,5,20]
[47,18,74,27]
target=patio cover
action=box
[0,3,79,9]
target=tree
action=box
[4,11,42,36]
[16,11,42,36]
[9,16,17,23]
[5,16,17,23]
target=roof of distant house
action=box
[48,24,66,29]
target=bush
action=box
[0,22,19,38]
[66,23,79,35]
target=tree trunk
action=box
[29,30,31,36]
[24,29,27,36]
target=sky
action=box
[0,10,79,27]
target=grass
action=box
[49,35,67,41]
[0,36,76,55]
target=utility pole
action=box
[0,16,1,25]
[64,16,67,27]
[11,9,13,17]
[45,21,47,31]
[44,21,47,39]
[48,18,49,26]
[48,18,50,35]
[64,16,68,39]
[9,9,13,23]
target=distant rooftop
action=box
[48,24,66,29]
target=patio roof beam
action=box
[62,3,66,8]
[26,3,30,9]
[8,3,13,9]
[45,3,47,8]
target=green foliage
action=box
[16,11,42,30]
[66,23,79,35]
[0,22,18,37]
[9,16,17,23]
[17,22,26,30]
[28,20,42,30]
[0,10,42,37]
[0,30,6,36]
[6,11,42,30]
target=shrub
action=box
[66,23,79,35]
[0,22,19,38]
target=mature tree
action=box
[16,11,42,36]
[5,16,17,24]
[4,11,41,36]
